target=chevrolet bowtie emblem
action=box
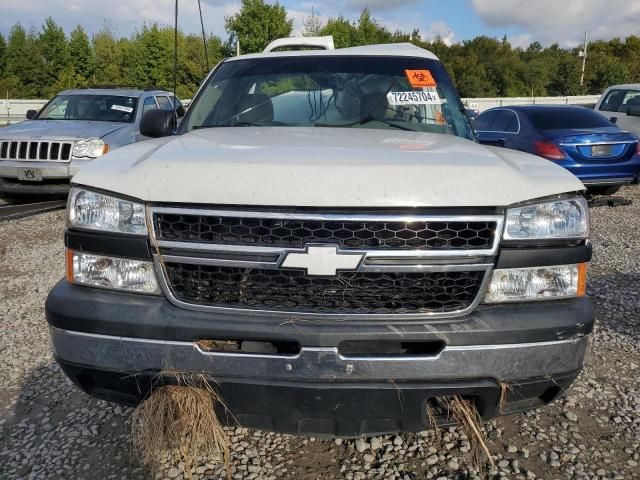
[281,245,363,276]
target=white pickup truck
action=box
[595,84,640,136]
[46,38,593,437]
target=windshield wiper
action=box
[193,122,262,129]
[315,119,415,131]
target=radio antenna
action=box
[172,0,179,131]
[197,0,209,70]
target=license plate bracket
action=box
[18,168,43,182]
[591,145,614,157]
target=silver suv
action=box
[0,88,184,196]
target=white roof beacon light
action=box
[263,36,335,53]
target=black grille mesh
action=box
[154,214,496,250]
[165,264,484,314]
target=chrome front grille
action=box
[151,207,503,318]
[0,140,73,161]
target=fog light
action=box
[484,264,586,303]
[66,249,160,294]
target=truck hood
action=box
[0,120,128,140]
[73,127,584,208]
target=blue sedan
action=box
[473,105,640,195]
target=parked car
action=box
[595,84,640,138]
[0,88,184,197]
[473,105,640,195]
[46,38,593,437]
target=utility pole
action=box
[197,0,209,70]
[579,31,588,86]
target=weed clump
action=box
[131,371,231,479]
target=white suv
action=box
[46,38,593,437]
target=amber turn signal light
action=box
[577,263,587,297]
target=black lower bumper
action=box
[46,281,594,346]
[58,359,579,437]
[47,281,593,436]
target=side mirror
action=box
[26,109,38,120]
[140,109,176,137]
[610,117,618,124]
[627,105,640,117]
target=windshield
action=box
[183,56,474,139]
[528,108,612,130]
[37,94,138,123]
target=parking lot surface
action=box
[1,188,639,480]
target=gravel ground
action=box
[1,188,639,480]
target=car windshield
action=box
[37,94,138,123]
[527,108,612,130]
[183,55,474,140]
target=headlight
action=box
[504,197,589,240]
[484,264,587,303]
[68,187,147,235]
[66,249,160,294]
[73,139,109,158]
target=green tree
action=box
[45,66,86,97]
[524,57,551,96]
[319,16,357,49]
[548,54,583,95]
[0,33,6,78]
[599,62,629,90]
[354,9,392,45]
[92,26,123,85]
[69,26,95,82]
[225,0,292,54]
[621,36,640,82]
[5,24,45,97]
[125,24,174,89]
[446,48,497,97]
[39,17,69,85]
[302,7,322,37]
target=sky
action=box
[1,0,639,48]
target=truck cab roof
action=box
[227,42,440,62]
[57,88,174,97]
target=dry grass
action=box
[425,402,442,442]
[446,396,495,470]
[131,371,231,479]
[497,380,514,413]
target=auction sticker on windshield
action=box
[387,91,442,106]
[111,105,133,113]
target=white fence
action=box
[1,99,48,125]
[1,95,603,125]
[462,95,601,113]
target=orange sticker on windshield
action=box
[405,69,437,88]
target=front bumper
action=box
[0,159,93,195]
[51,327,588,385]
[47,281,593,436]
